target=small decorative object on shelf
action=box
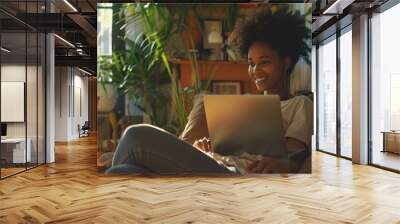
[203,19,224,61]
[203,20,223,48]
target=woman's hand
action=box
[247,156,289,173]
[193,137,213,153]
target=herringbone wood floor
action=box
[1,135,400,224]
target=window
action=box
[317,35,337,154]
[339,27,352,158]
[371,2,400,171]
[390,74,400,130]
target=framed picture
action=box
[211,81,243,95]
[203,19,223,49]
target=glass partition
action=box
[1,30,28,177]
[0,1,46,179]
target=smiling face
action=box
[247,41,291,93]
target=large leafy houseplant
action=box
[99,3,218,135]
[98,33,171,130]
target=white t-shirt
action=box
[210,95,314,174]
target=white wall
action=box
[55,66,69,141]
[55,66,89,141]
[1,63,46,164]
[73,72,89,137]
[1,65,41,138]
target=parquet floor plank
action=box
[0,135,399,223]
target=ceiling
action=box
[311,0,390,43]
[0,0,98,74]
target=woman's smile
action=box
[254,76,268,85]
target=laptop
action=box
[203,95,288,158]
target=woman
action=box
[106,4,312,175]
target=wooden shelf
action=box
[170,58,248,66]
[239,3,258,9]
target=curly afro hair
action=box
[230,4,311,74]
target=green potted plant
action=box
[122,3,219,134]
[98,32,172,130]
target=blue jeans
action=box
[106,124,235,175]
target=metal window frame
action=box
[315,23,353,161]
[316,0,400,173]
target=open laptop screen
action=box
[204,95,288,157]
